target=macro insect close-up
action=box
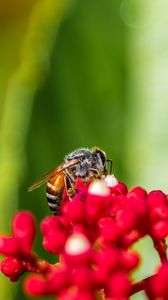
[28,147,112,215]
[0,1,168,300]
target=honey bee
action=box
[28,147,111,215]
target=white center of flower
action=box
[103,174,118,188]
[65,233,90,255]
[88,179,110,196]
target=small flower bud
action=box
[111,182,128,195]
[121,250,139,270]
[47,267,69,294]
[24,275,47,296]
[64,233,92,266]
[151,220,168,239]
[149,206,168,222]
[94,248,119,277]
[65,233,90,255]
[103,174,118,188]
[107,272,130,298]
[86,181,112,221]
[12,212,36,253]
[1,257,24,279]
[65,200,86,224]
[41,216,70,235]
[128,187,147,201]
[88,180,110,196]
[147,190,167,208]
[72,266,93,289]
[43,230,67,254]
[99,217,121,244]
[0,237,20,256]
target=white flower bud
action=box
[65,233,90,255]
[88,179,110,196]
[103,174,118,188]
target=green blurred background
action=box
[0,0,168,299]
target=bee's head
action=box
[92,147,107,174]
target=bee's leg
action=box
[85,168,99,182]
[89,168,98,174]
[64,174,76,199]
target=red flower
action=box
[0,211,49,281]
[0,176,168,300]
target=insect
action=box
[28,147,111,215]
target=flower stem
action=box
[153,239,167,263]
[130,274,155,296]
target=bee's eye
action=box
[95,150,106,165]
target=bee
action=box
[28,147,111,215]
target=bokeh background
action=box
[0,0,168,299]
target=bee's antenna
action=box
[107,159,112,174]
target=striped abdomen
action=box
[46,172,65,215]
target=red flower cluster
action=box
[0,176,168,299]
[0,212,49,281]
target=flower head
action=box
[1,177,168,299]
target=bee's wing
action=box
[28,158,80,192]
